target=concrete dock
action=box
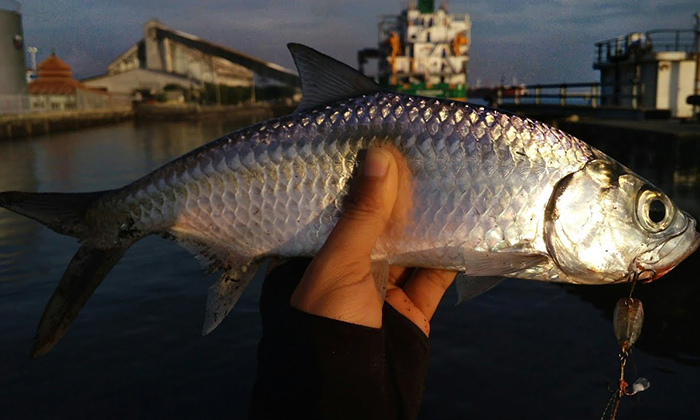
[0,103,297,140]
[133,103,279,121]
[0,107,134,140]
[560,119,700,141]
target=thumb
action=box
[319,147,399,258]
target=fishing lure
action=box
[601,295,650,420]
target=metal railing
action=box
[0,95,30,114]
[646,29,698,52]
[0,93,132,115]
[594,29,697,66]
[494,82,644,109]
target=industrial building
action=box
[593,13,700,118]
[0,0,28,112]
[83,20,298,102]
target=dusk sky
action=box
[18,0,700,85]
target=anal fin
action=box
[202,261,264,335]
[455,275,505,305]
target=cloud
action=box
[18,0,700,85]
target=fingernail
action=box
[364,148,390,178]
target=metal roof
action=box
[154,27,300,88]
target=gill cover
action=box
[543,158,690,284]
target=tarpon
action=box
[1,44,698,357]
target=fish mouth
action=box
[635,215,700,282]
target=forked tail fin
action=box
[0,190,134,357]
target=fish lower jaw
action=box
[634,228,700,282]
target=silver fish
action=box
[1,44,698,357]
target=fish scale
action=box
[1,43,696,357]
[100,92,593,274]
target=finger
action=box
[318,147,398,259]
[385,288,430,336]
[402,269,457,321]
[388,265,411,288]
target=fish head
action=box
[544,157,699,284]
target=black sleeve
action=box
[249,259,429,420]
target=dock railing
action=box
[594,29,697,66]
[494,82,644,109]
[0,93,132,115]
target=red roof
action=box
[28,53,104,95]
[37,54,72,75]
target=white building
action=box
[593,17,700,118]
[83,20,254,98]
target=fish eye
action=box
[636,189,674,233]
[648,199,666,223]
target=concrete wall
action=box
[0,7,27,95]
[30,94,77,111]
[640,61,658,109]
[654,52,696,118]
[144,20,165,72]
[599,50,697,117]
[599,64,637,107]
[83,68,197,95]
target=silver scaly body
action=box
[101,92,591,278]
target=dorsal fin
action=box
[287,43,381,113]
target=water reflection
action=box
[0,117,269,420]
[0,140,41,283]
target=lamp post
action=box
[27,46,37,70]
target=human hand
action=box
[290,147,457,335]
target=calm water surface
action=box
[0,117,699,419]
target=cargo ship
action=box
[358,0,470,100]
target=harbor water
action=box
[0,116,699,419]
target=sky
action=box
[15,0,700,85]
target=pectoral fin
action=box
[462,250,548,277]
